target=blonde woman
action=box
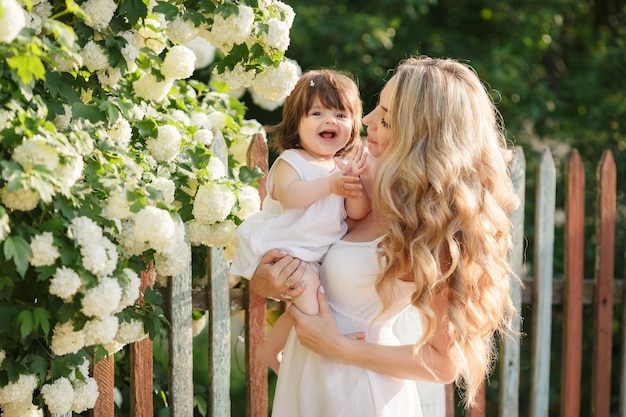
[251,56,520,416]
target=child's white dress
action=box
[230,149,347,279]
[271,237,423,417]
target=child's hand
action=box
[329,171,363,199]
[340,142,368,177]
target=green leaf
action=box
[119,0,149,25]
[33,307,51,336]
[143,286,163,305]
[16,310,34,339]
[153,1,180,20]
[7,54,46,85]
[3,236,32,278]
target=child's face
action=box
[297,97,353,160]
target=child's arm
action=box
[343,143,370,220]
[272,159,362,209]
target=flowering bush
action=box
[0,0,297,415]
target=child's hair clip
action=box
[310,80,315,87]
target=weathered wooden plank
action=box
[469,382,486,417]
[445,384,455,417]
[561,150,584,417]
[208,248,232,417]
[500,146,525,417]
[169,239,194,417]
[621,254,626,417]
[131,264,155,417]
[591,151,616,417]
[245,133,270,417]
[530,148,556,417]
[208,132,232,417]
[91,355,115,417]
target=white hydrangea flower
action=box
[97,66,122,88]
[146,124,181,161]
[161,45,196,80]
[53,104,72,131]
[107,117,132,147]
[13,135,60,172]
[71,377,99,413]
[117,268,140,311]
[169,109,190,125]
[251,89,285,111]
[49,266,82,300]
[230,5,255,44]
[55,154,84,196]
[0,0,26,43]
[252,59,300,100]
[83,315,119,346]
[54,52,83,73]
[150,177,175,205]
[166,16,198,45]
[207,157,226,180]
[25,0,51,34]
[193,128,214,146]
[217,62,256,90]
[117,220,150,256]
[82,0,116,31]
[28,232,60,267]
[192,183,236,224]
[133,206,176,253]
[70,216,102,246]
[80,40,109,71]
[119,30,141,70]
[275,0,295,25]
[154,241,188,276]
[50,321,85,355]
[237,185,261,220]
[115,319,148,345]
[260,18,290,51]
[0,373,38,404]
[81,277,123,317]
[138,18,166,54]
[41,377,74,415]
[205,5,254,52]
[133,72,173,102]
[103,187,133,220]
[207,111,226,131]
[0,349,4,367]
[0,207,9,243]
[0,186,41,211]
[188,219,236,248]
[0,400,43,417]
[185,36,215,69]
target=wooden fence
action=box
[90,137,624,417]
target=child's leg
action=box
[290,262,320,315]
[256,313,293,374]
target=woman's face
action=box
[362,78,395,157]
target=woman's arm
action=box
[288,287,458,383]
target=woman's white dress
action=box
[271,237,424,417]
[230,149,347,279]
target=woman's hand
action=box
[249,249,307,301]
[288,287,364,358]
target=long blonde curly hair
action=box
[373,57,520,407]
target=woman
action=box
[250,56,520,416]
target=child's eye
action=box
[381,118,389,128]
[337,113,348,118]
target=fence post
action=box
[208,132,232,417]
[530,148,556,417]
[561,150,585,417]
[499,147,526,417]
[591,151,616,417]
[245,133,270,417]
[131,263,155,417]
